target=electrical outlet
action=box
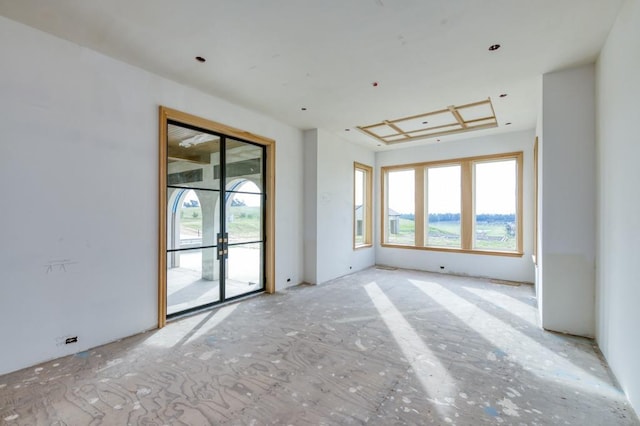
[56,335,77,347]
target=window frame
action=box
[381,151,523,257]
[383,167,417,246]
[158,106,276,329]
[354,162,373,249]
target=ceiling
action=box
[0,0,624,150]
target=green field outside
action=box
[474,220,516,250]
[179,205,262,243]
[427,220,461,247]
[387,219,516,250]
[387,218,415,245]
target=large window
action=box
[354,162,373,248]
[386,169,415,245]
[474,159,517,251]
[382,152,523,256]
[427,165,461,248]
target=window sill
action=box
[380,243,524,258]
[354,243,373,250]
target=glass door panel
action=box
[225,243,263,299]
[166,122,222,317]
[167,123,221,190]
[166,188,220,250]
[166,247,220,315]
[226,188,263,245]
[223,139,265,299]
[225,139,263,192]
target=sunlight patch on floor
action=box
[463,286,538,326]
[410,279,622,399]
[364,282,458,419]
[143,304,238,348]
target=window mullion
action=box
[461,161,473,250]
[382,171,388,244]
[517,154,523,254]
[354,162,373,248]
[415,167,425,247]
[366,166,373,245]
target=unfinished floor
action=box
[1,268,637,425]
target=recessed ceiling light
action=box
[499,93,508,98]
[195,56,206,63]
[488,44,501,51]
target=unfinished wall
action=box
[303,129,376,284]
[596,0,640,413]
[375,130,536,283]
[0,16,304,375]
[540,64,596,337]
[303,129,319,284]
[534,77,544,326]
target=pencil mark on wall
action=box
[44,259,77,273]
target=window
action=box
[474,159,517,251]
[385,169,415,245]
[354,162,373,248]
[427,165,461,248]
[382,152,523,256]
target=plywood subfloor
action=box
[1,268,637,425]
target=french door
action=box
[159,108,273,325]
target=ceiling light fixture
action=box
[195,56,206,63]
[179,133,216,148]
[488,44,501,51]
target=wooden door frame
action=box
[158,106,276,328]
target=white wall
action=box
[0,16,304,375]
[303,130,318,284]
[534,77,544,325]
[540,64,596,337]
[375,130,536,283]
[596,0,640,413]
[303,129,376,284]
